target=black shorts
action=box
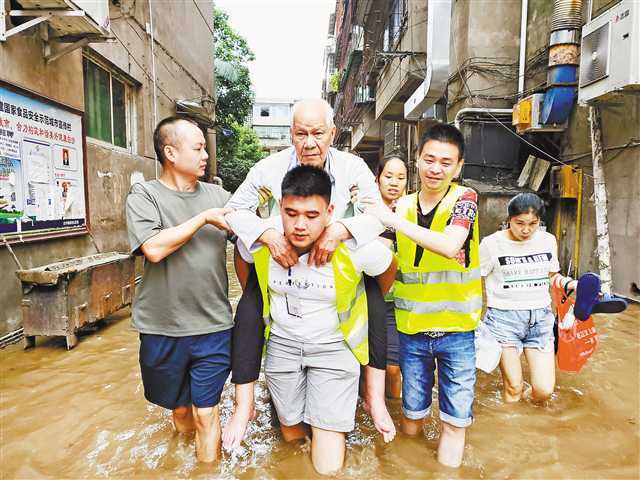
[386,300,400,366]
[139,329,232,409]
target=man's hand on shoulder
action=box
[202,207,233,231]
[258,228,298,268]
[309,222,350,266]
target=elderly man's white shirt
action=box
[225,146,384,248]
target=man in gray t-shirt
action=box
[125,116,231,464]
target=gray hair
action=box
[290,99,335,128]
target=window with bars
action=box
[385,0,408,51]
[254,125,290,140]
[83,56,134,150]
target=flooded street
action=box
[2,252,639,479]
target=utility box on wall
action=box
[550,166,580,199]
[512,94,566,133]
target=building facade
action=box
[325,0,639,301]
[251,98,294,155]
[0,0,216,336]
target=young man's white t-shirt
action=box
[238,230,392,344]
[480,229,560,310]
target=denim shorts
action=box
[139,329,232,409]
[399,331,476,428]
[483,307,555,354]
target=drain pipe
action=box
[454,108,514,130]
[518,0,529,97]
[148,0,159,179]
[540,0,582,124]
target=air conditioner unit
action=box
[73,0,111,32]
[1,0,110,42]
[578,0,640,104]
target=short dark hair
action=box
[508,193,545,219]
[153,116,198,164]
[376,153,407,179]
[281,165,332,205]
[418,123,465,160]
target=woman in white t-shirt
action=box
[479,193,576,403]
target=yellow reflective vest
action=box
[253,242,370,365]
[394,184,482,334]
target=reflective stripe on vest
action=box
[396,268,481,285]
[253,243,369,365]
[394,185,482,334]
[395,296,483,315]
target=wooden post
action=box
[588,106,612,294]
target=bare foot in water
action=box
[368,398,396,443]
[222,402,256,451]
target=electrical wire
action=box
[450,31,598,178]
[333,2,640,175]
[561,139,640,162]
[192,0,215,38]
[110,28,174,102]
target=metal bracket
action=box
[44,37,90,63]
[1,4,113,63]
[376,51,426,58]
[0,7,86,42]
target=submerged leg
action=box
[524,348,555,402]
[437,422,466,468]
[193,405,221,463]
[173,405,195,433]
[499,347,524,402]
[310,426,345,476]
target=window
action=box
[254,125,290,140]
[273,105,289,118]
[260,106,270,117]
[83,56,133,149]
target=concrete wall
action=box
[448,0,521,118]
[559,101,640,300]
[0,0,215,335]
[524,0,640,300]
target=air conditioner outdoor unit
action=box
[1,0,110,42]
[578,0,640,104]
[73,0,111,32]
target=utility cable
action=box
[192,0,215,38]
[451,31,597,178]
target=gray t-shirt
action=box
[126,180,233,336]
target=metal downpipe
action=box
[541,0,583,125]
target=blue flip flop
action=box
[574,272,601,321]
[592,293,628,315]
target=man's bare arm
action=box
[141,207,231,263]
[364,200,468,259]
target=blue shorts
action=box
[399,331,476,428]
[139,329,231,410]
[385,301,400,366]
[483,307,555,354]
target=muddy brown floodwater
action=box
[2,251,639,479]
